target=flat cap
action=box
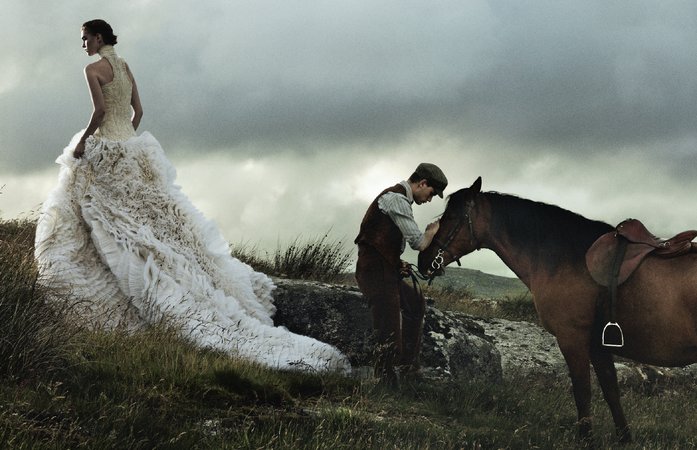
[414,163,448,198]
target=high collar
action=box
[98,45,117,58]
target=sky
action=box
[1,0,696,278]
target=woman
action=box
[35,19,350,374]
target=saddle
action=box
[586,218,697,287]
[585,218,697,347]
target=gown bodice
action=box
[94,45,136,141]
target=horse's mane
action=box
[446,189,614,272]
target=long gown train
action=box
[35,45,350,374]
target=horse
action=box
[417,177,697,443]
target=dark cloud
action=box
[4,1,697,168]
[2,1,697,276]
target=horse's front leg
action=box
[558,339,594,443]
[590,349,631,443]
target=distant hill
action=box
[433,267,529,299]
[342,267,529,300]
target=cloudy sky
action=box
[1,1,696,277]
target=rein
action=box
[406,263,434,288]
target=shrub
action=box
[424,282,538,323]
[498,292,538,322]
[423,283,476,313]
[232,232,353,283]
[230,241,275,274]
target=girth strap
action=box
[601,236,628,348]
[608,237,628,324]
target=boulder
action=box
[271,278,501,381]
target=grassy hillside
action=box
[435,267,529,299]
[3,217,697,448]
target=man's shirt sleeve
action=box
[378,192,425,250]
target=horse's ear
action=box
[471,176,482,194]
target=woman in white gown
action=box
[35,19,350,374]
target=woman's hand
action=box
[73,140,86,158]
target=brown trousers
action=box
[355,244,426,379]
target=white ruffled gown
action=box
[35,45,350,374]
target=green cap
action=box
[414,163,448,198]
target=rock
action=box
[271,278,501,381]
[271,279,374,367]
[469,317,567,379]
[422,308,501,381]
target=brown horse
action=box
[417,177,697,443]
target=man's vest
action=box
[354,183,408,268]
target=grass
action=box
[3,354,697,449]
[424,283,539,323]
[0,218,80,382]
[2,217,697,448]
[231,232,353,283]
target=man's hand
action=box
[399,260,412,278]
[417,220,440,251]
[425,220,440,236]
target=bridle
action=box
[429,200,478,276]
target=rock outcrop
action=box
[272,278,697,385]
[468,316,567,378]
[272,279,500,381]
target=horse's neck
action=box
[478,197,535,288]
[486,237,535,288]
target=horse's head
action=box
[418,176,483,279]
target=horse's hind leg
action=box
[590,350,631,443]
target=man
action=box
[354,162,448,384]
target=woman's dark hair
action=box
[82,19,118,45]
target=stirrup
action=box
[602,322,624,348]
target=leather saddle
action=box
[586,218,697,287]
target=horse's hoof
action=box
[578,419,594,447]
[617,426,632,444]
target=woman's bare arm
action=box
[126,63,143,131]
[74,64,106,158]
